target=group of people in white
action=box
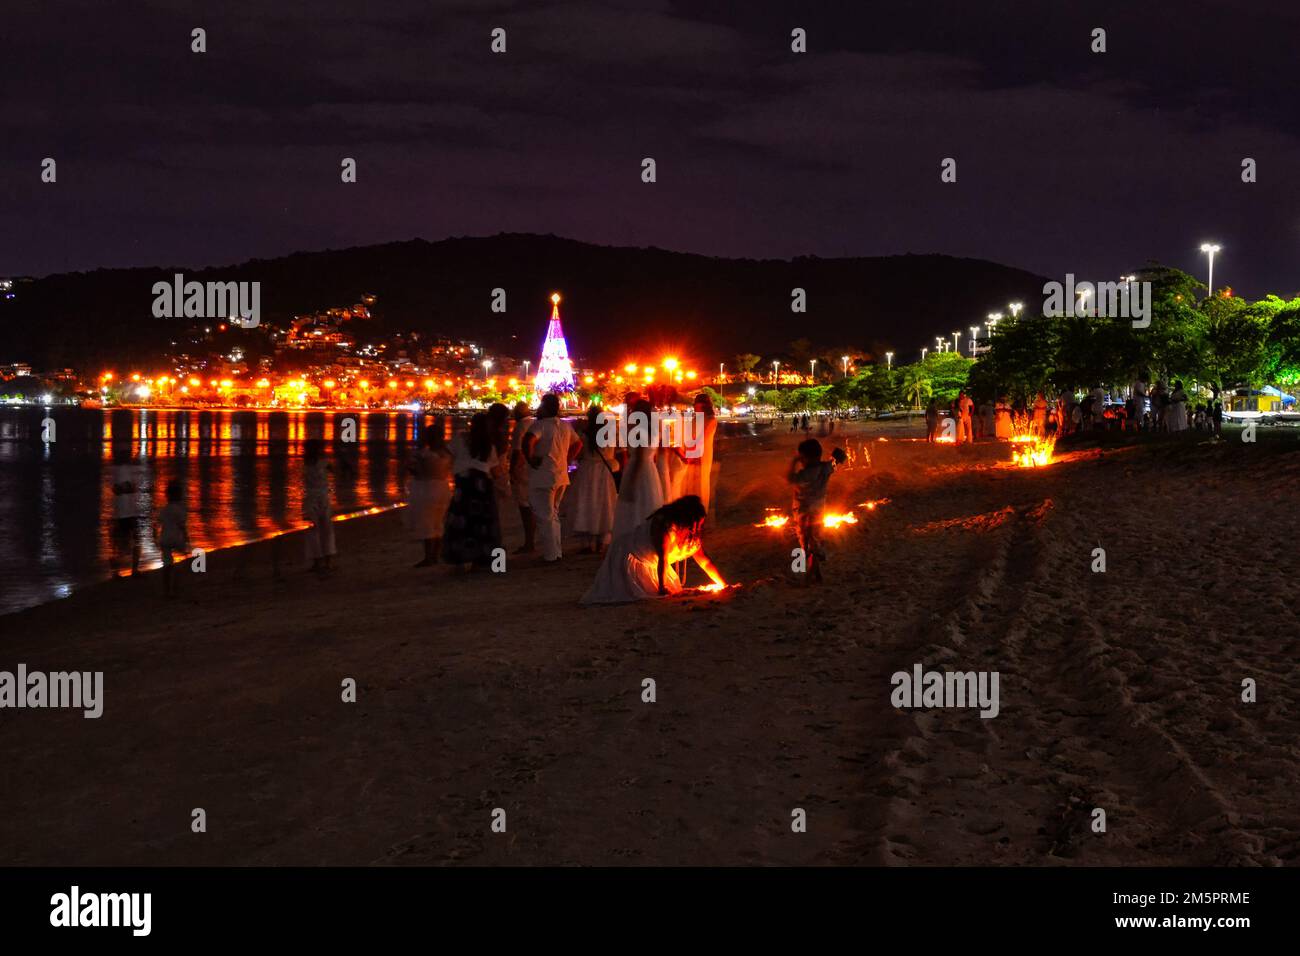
[401,391,723,601]
[923,377,1218,443]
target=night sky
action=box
[5,0,1299,296]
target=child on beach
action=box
[786,439,846,584]
[155,480,189,596]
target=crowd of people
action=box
[398,391,724,600]
[923,379,1224,443]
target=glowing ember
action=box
[695,583,726,592]
[757,508,790,529]
[935,434,956,444]
[858,497,890,510]
[822,512,858,528]
[1011,435,1056,468]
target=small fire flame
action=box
[758,507,859,529]
[695,583,726,592]
[935,434,956,444]
[1011,435,1056,467]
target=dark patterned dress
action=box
[441,469,501,566]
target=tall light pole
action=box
[482,359,492,380]
[969,326,980,354]
[1009,302,1023,319]
[936,336,944,353]
[809,358,817,381]
[951,331,960,353]
[921,347,928,361]
[1200,243,1221,299]
[1077,287,1091,316]
[523,360,530,380]
[772,360,780,384]
[841,354,850,378]
[719,362,724,382]
[885,351,893,369]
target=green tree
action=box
[899,364,932,409]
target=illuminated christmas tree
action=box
[534,292,576,394]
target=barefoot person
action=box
[571,404,618,554]
[787,438,846,585]
[509,401,537,554]
[612,399,664,537]
[522,393,582,564]
[302,438,336,575]
[582,495,725,604]
[679,392,718,515]
[443,413,502,570]
[155,479,189,596]
[110,453,144,576]
[406,419,453,567]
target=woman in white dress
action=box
[302,438,336,575]
[612,399,664,538]
[655,406,686,504]
[994,396,1013,440]
[571,405,619,553]
[406,418,453,566]
[1167,381,1189,432]
[679,393,718,516]
[582,495,726,604]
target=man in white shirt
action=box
[523,393,583,563]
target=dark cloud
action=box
[3,0,1297,294]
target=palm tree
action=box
[901,366,932,410]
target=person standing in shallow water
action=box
[302,438,336,575]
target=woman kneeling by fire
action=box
[582,495,726,604]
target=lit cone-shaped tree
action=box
[534,293,576,395]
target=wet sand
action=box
[2,419,1297,865]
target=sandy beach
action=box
[2,419,1297,866]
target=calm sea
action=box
[0,407,455,616]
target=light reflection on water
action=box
[0,408,459,616]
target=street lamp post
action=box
[809,359,817,381]
[885,351,893,369]
[772,360,780,384]
[1009,302,1023,319]
[969,326,980,354]
[951,331,960,353]
[719,362,725,382]
[921,347,928,361]
[1200,243,1221,299]
[523,360,530,380]
[483,359,492,380]
[841,355,849,378]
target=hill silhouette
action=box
[1,234,1048,370]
